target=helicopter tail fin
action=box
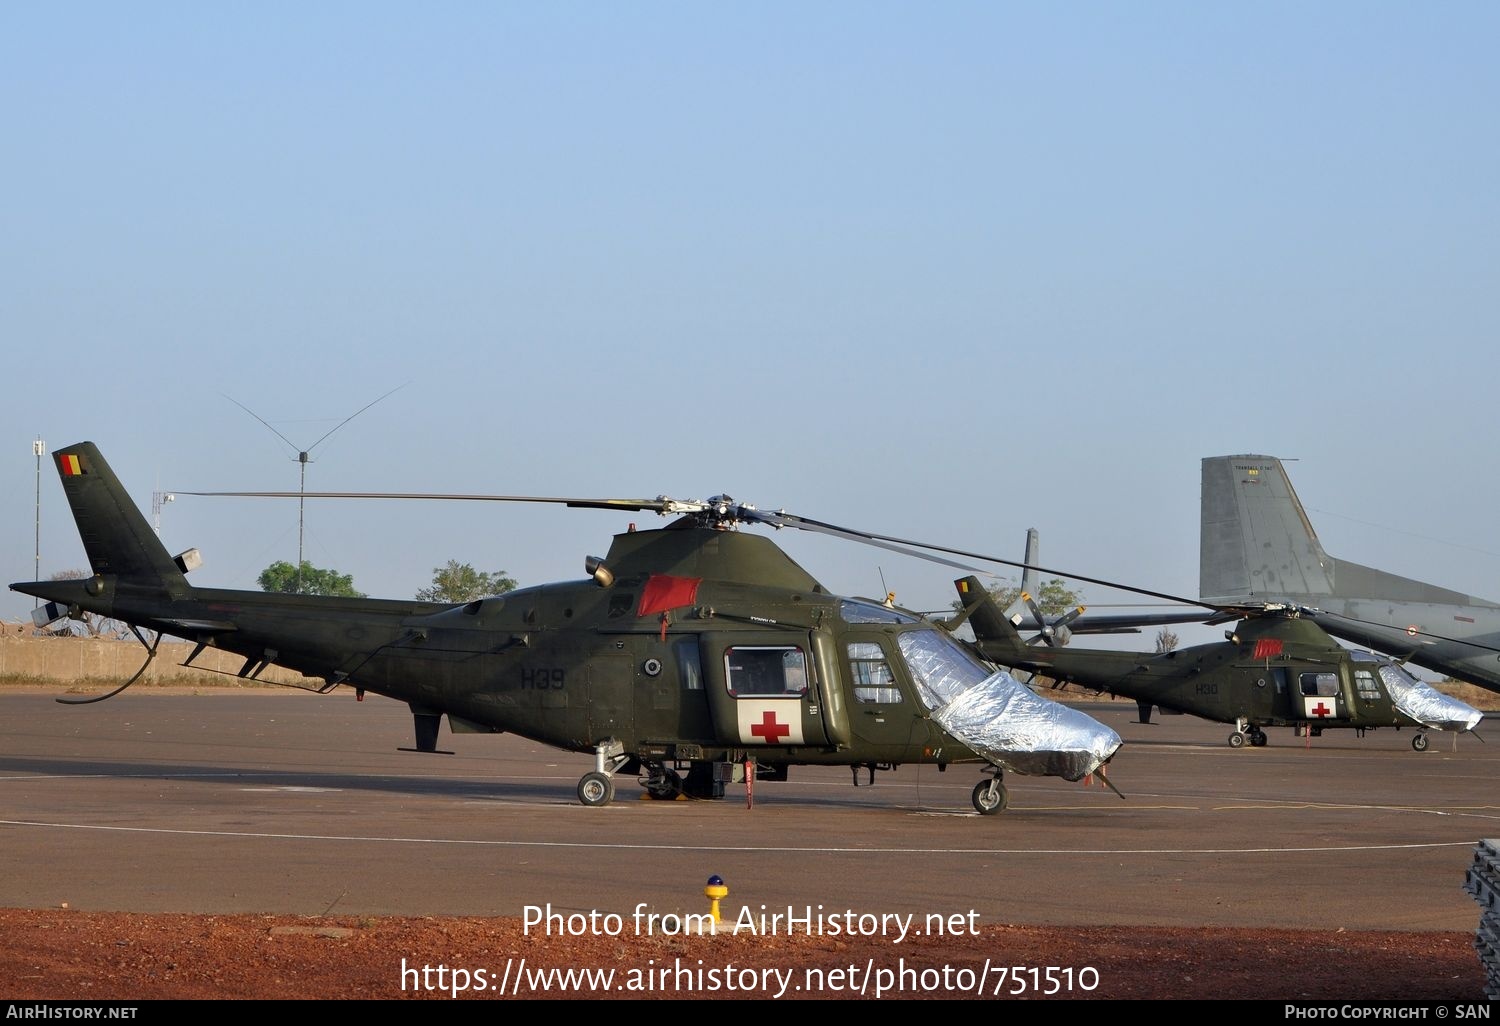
[46,442,192,591]
[954,576,1029,662]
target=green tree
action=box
[415,560,518,603]
[258,560,364,597]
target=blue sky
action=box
[4,3,1498,647]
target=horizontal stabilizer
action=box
[32,601,68,628]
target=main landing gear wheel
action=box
[1249,729,1268,747]
[1227,732,1246,749]
[642,766,683,800]
[577,771,615,807]
[971,778,1009,815]
[1411,733,1430,752]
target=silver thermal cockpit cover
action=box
[896,629,1121,780]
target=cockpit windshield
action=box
[840,600,918,625]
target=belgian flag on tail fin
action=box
[58,452,91,476]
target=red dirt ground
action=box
[2,908,1487,1001]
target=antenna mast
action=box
[226,383,406,592]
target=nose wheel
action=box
[1411,733,1429,752]
[971,772,1009,815]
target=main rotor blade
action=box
[175,491,682,514]
[763,510,1210,608]
[742,508,990,574]
[180,487,1220,612]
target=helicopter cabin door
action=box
[842,632,932,760]
[702,632,830,748]
[1349,662,1387,716]
[1298,669,1348,724]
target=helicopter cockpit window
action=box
[848,642,901,704]
[725,646,808,697]
[1353,668,1383,701]
[840,600,918,625]
[1300,672,1339,698]
[895,629,991,710]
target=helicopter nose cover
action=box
[930,670,1122,781]
[1378,665,1484,732]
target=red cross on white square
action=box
[749,709,791,744]
[1310,701,1333,718]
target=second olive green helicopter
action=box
[952,576,1483,751]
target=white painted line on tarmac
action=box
[0,818,1482,856]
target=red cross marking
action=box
[750,710,791,744]
[1310,701,1333,718]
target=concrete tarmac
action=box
[1,690,1495,932]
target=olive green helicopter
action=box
[15,442,1134,816]
[952,576,1484,751]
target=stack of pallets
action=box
[1464,838,1500,999]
